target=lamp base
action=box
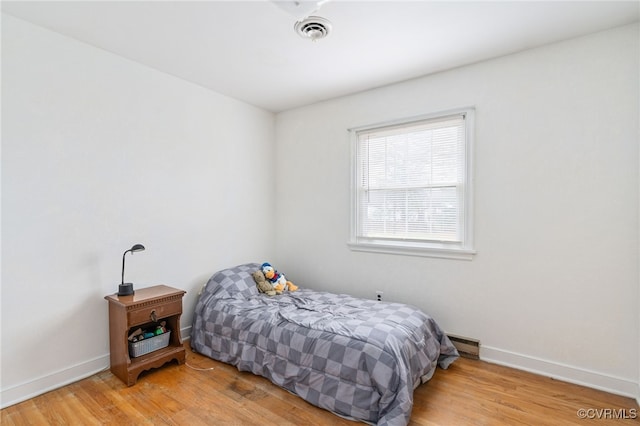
[118,283,135,296]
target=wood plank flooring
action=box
[2,342,638,425]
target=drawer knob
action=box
[150,310,157,322]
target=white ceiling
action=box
[2,1,639,112]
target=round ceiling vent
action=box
[294,16,332,41]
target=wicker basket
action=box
[129,331,171,358]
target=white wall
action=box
[1,14,276,406]
[275,24,639,398]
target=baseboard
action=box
[2,332,634,409]
[481,345,638,400]
[182,324,192,340]
[0,353,110,409]
[0,324,194,409]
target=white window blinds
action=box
[354,112,469,248]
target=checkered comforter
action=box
[191,263,458,426]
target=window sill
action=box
[347,242,476,260]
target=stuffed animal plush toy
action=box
[261,262,298,293]
[252,270,277,296]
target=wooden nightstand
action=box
[104,285,186,385]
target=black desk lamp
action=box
[118,244,145,296]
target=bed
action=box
[190,263,459,426]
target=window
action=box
[349,108,475,260]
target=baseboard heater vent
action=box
[447,334,480,360]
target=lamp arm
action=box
[121,249,132,285]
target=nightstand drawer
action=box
[128,299,182,325]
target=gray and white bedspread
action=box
[191,263,458,426]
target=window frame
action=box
[348,107,476,260]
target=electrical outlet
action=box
[375,290,383,301]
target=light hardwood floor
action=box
[2,342,639,425]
